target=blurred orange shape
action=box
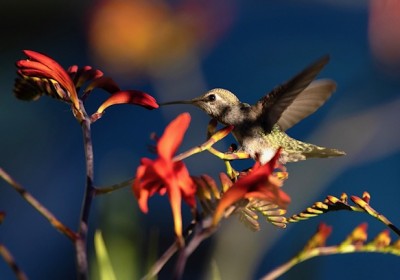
[88,0,236,76]
[88,0,193,74]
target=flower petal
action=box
[174,161,196,207]
[213,151,290,225]
[157,113,190,160]
[17,60,56,79]
[244,188,290,208]
[22,50,78,103]
[136,187,151,213]
[17,50,81,115]
[96,90,159,113]
[167,180,184,240]
[133,159,170,212]
[132,115,197,242]
[132,163,151,213]
[67,65,79,78]
[213,182,248,225]
[92,90,158,122]
[70,65,104,88]
[83,76,121,97]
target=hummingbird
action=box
[161,55,345,164]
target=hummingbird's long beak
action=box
[159,100,195,106]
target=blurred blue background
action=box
[1,0,400,279]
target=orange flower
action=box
[91,90,159,122]
[303,223,332,251]
[133,113,196,241]
[14,50,158,122]
[15,50,79,109]
[213,150,291,225]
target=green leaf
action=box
[95,230,117,280]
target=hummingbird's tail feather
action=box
[272,131,346,163]
[280,140,346,163]
[302,145,346,159]
[261,126,346,163]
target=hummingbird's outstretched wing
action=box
[277,79,336,131]
[253,55,330,132]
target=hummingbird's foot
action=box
[224,161,240,180]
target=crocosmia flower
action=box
[14,50,158,122]
[213,150,291,225]
[15,50,82,110]
[133,113,196,243]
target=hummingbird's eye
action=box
[207,94,216,102]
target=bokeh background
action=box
[1,0,400,279]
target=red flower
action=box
[133,113,196,242]
[14,50,159,122]
[17,50,82,104]
[91,90,159,122]
[213,150,291,225]
[304,223,333,251]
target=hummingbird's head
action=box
[191,88,241,119]
[160,88,241,124]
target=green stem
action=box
[94,178,134,195]
[262,243,400,280]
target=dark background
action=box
[1,1,400,279]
